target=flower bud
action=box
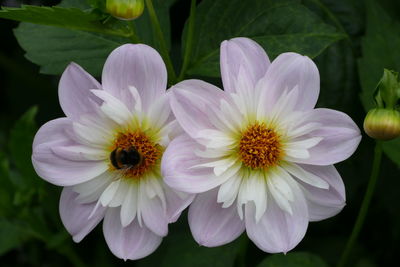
[106,0,144,20]
[363,108,400,140]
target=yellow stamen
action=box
[239,122,282,169]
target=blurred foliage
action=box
[0,0,399,266]
[256,252,328,267]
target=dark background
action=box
[1,0,399,266]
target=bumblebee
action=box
[110,147,142,169]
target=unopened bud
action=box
[106,0,144,20]
[364,108,400,140]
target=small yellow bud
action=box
[106,0,144,21]
[363,108,400,140]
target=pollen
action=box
[111,131,162,179]
[238,122,282,169]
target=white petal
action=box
[286,137,323,150]
[191,157,237,176]
[73,171,114,203]
[147,94,171,131]
[109,179,130,207]
[267,171,294,214]
[128,86,142,112]
[99,180,121,207]
[195,129,236,149]
[283,163,329,189]
[120,182,138,227]
[91,89,133,126]
[52,145,108,161]
[194,148,231,159]
[284,148,310,160]
[217,174,242,208]
[237,172,268,222]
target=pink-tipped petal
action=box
[59,63,102,120]
[163,185,195,223]
[245,179,309,253]
[189,189,245,247]
[169,79,226,139]
[102,44,167,111]
[294,108,361,165]
[59,187,106,242]
[32,118,71,149]
[162,135,228,194]
[103,208,162,261]
[32,119,109,186]
[260,53,320,111]
[298,164,346,221]
[221,37,270,93]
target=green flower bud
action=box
[373,69,400,109]
[363,108,400,140]
[106,0,144,20]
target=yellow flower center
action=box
[238,122,282,169]
[110,131,162,179]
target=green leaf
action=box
[358,0,400,111]
[357,0,400,166]
[182,0,345,77]
[14,23,127,76]
[257,252,329,267]
[0,5,131,37]
[0,152,12,212]
[9,106,39,188]
[12,0,173,76]
[0,219,26,256]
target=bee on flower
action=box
[163,37,361,253]
[31,44,193,260]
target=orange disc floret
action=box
[111,131,162,178]
[239,122,282,169]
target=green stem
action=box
[128,21,141,43]
[337,141,383,267]
[178,0,196,81]
[145,0,177,84]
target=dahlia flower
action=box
[32,44,193,260]
[163,37,361,253]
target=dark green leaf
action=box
[62,0,91,9]
[12,0,173,76]
[14,23,128,76]
[358,0,400,111]
[183,0,345,77]
[257,252,329,267]
[9,106,39,188]
[0,152,12,212]
[0,5,131,37]
[357,0,400,166]
[0,219,26,256]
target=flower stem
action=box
[128,21,141,43]
[178,0,196,81]
[145,0,177,84]
[337,141,383,267]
